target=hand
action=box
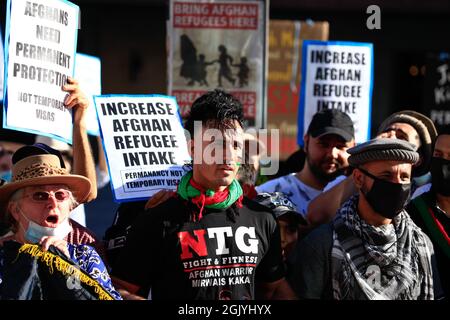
[62,77,89,126]
[145,189,175,209]
[39,236,70,259]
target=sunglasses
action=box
[25,190,71,202]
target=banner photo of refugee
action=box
[2,0,79,144]
[168,0,268,128]
[297,40,373,145]
[94,94,191,202]
[423,52,450,131]
[74,53,101,136]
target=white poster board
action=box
[94,95,191,202]
[297,40,373,145]
[74,53,101,136]
[168,0,268,128]
[3,0,79,144]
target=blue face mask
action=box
[0,170,12,182]
[17,206,72,244]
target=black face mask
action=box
[431,157,450,196]
[358,167,411,219]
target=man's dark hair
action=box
[437,124,450,137]
[184,89,244,135]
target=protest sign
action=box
[74,53,101,136]
[94,95,191,202]
[298,40,373,145]
[423,52,450,131]
[267,20,329,160]
[3,0,79,144]
[168,0,268,128]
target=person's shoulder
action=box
[412,183,432,199]
[301,223,334,251]
[256,173,295,192]
[241,197,277,220]
[323,175,347,192]
[136,196,186,224]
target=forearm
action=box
[73,121,97,201]
[307,176,356,226]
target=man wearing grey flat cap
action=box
[288,138,440,300]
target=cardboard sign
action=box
[267,20,329,160]
[3,0,79,144]
[74,53,101,136]
[168,0,268,128]
[298,40,373,145]
[94,95,191,202]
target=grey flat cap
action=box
[348,138,420,167]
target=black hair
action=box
[184,89,244,136]
[437,124,450,136]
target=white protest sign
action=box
[3,0,79,144]
[74,53,101,136]
[94,95,191,202]
[297,40,373,145]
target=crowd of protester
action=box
[0,77,448,301]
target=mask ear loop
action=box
[356,167,378,180]
[13,204,32,236]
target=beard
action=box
[307,157,345,183]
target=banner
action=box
[94,95,191,202]
[423,52,450,131]
[267,20,329,160]
[74,53,101,136]
[3,0,79,144]
[168,0,268,128]
[298,40,373,145]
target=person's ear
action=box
[8,202,19,222]
[413,155,423,169]
[353,168,364,189]
[303,135,310,153]
[187,139,195,159]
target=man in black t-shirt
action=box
[112,89,295,300]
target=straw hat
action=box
[0,154,91,210]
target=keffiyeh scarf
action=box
[177,171,243,221]
[331,195,434,300]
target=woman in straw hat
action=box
[0,151,121,300]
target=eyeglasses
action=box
[24,190,71,203]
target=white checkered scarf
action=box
[331,195,434,300]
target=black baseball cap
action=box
[254,192,307,225]
[307,109,355,142]
[12,143,67,168]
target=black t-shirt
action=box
[287,223,334,299]
[112,196,285,300]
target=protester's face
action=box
[355,160,412,193]
[191,121,244,191]
[304,134,355,182]
[0,148,13,172]
[433,134,450,160]
[278,217,298,261]
[244,138,263,173]
[378,122,421,148]
[10,184,72,230]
